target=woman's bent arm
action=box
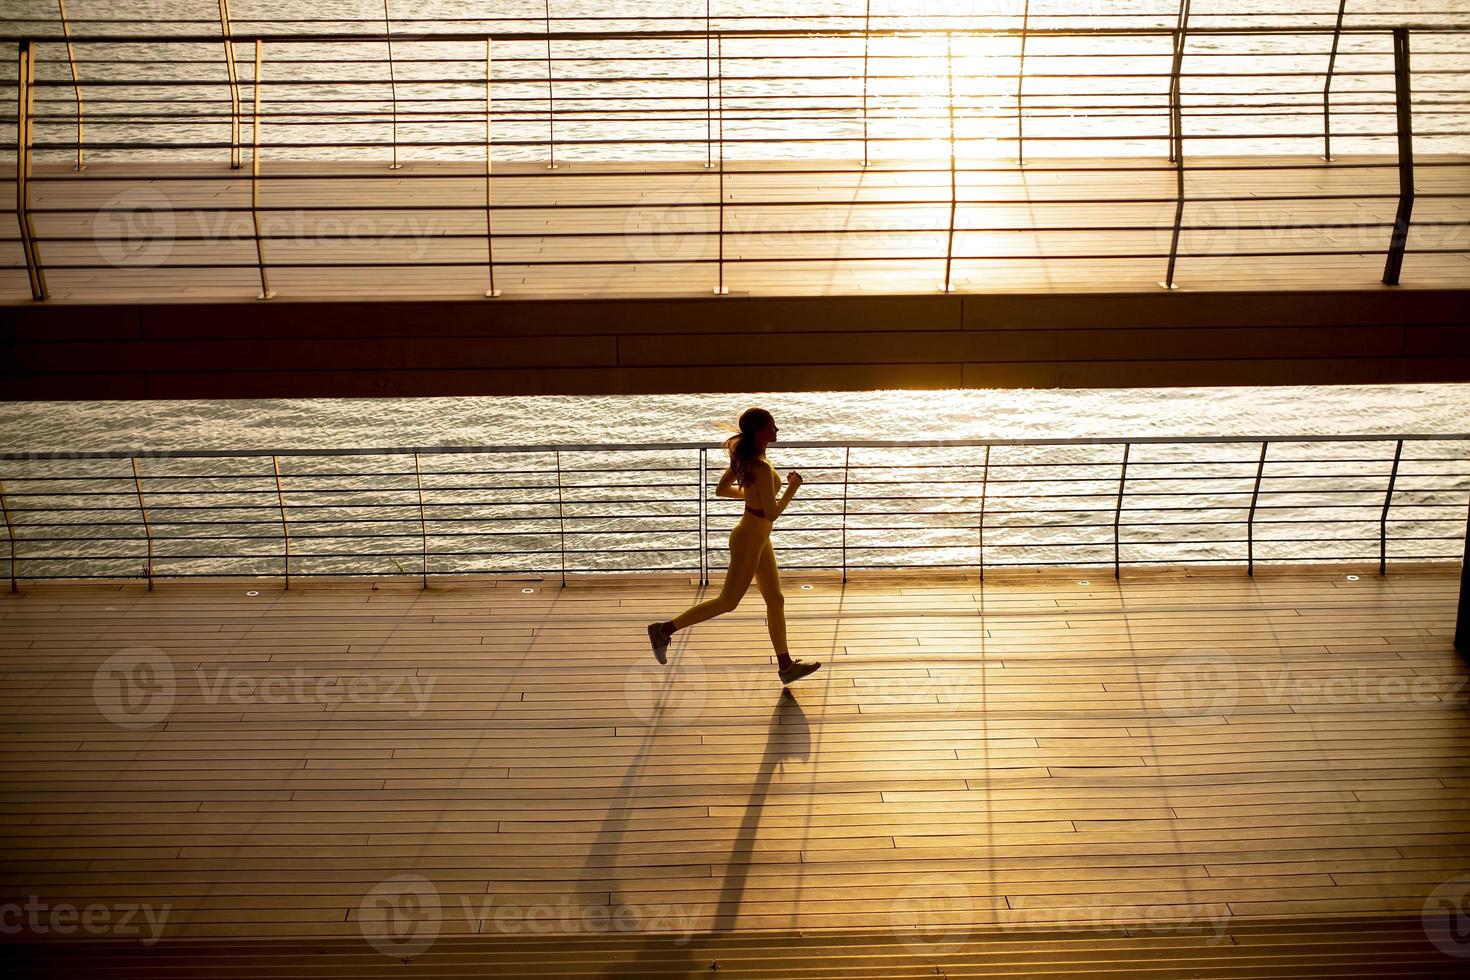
[715,466,745,500]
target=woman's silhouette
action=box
[648,407,821,685]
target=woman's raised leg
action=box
[669,525,763,631]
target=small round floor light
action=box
[1346,575,1359,581]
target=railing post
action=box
[413,451,428,589]
[704,1,713,170]
[484,38,501,297]
[713,32,728,295]
[1379,438,1403,575]
[1167,0,1191,163]
[271,455,290,589]
[1382,27,1414,285]
[860,0,871,167]
[1113,443,1130,579]
[1246,440,1268,576]
[0,476,18,593]
[57,0,85,171]
[251,40,274,299]
[544,0,557,170]
[1321,0,1346,161]
[219,0,241,169]
[1016,0,1028,165]
[841,447,850,584]
[382,0,401,170]
[698,448,708,586]
[978,444,990,582]
[15,39,47,301]
[1455,496,1469,654]
[940,31,958,292]
[554,450,566,588]
[130,458,154,591]
[1160,6,1190,289]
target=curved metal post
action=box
[1160,4,1191,289]
[978,444,990,581]
[860,0,871,167]
[1321,0,1347,161]
[271,455,290,589]
[484,38,500,297]
[15,39,47,301]
[1455,496,1469,654]
[413,451,429,589]
[704,0,714,170]
[383,0,401,170]
[554,450,567,587]
[130,458,154,591]
[698,448,708,586]
[1016,0,1029,165]
[251,40,274,299]
[841,447,851,583]
[1113,443,1131,579]
[219,0,241,169]
[57,0,85,171]
[940,32,958,292]
[713,32,727,295]
[1246,440,1268,575]
[1166,0,1191,164]
[1379,438,1402,575]
[1382,28,1414,285]
[0,476,18,592]
[544,0,557,169]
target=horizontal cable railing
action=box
[1,19,1467,300]
[1,434,1467,590]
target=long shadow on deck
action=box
[583,680,811,976]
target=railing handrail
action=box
[5,432,1469,462]
[4,25,1470,45]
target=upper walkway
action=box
[4,155,1468,304]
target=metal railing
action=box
[1,17,1468,301]
[1,434,1467,596]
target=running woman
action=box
[648,407,822,685]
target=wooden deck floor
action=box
[4,154,1468,303]
[2,563,1468,973]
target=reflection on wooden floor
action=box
[1,563,1467,967]
[3,154,1467,302]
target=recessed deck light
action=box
[522,587,536,593]
[246,591,259,596]
[1077,580,1089,586]
[1345,575,1359,581]
[800,584,813,590]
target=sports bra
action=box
[743,460,779,519]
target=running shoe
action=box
[778,659,822,684]
[647,621,671,664]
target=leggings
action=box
[669,514,787,654]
